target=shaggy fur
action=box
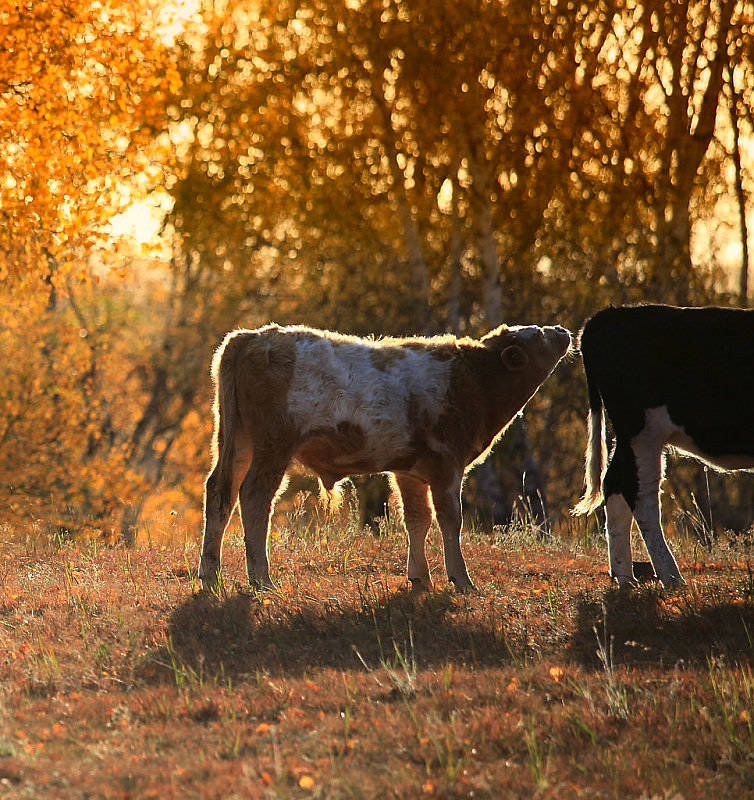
[200,322,571,592]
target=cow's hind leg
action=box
[603,442,638,587]
[238,448,292,590]
[631,436,684,588]
[199,439,252,590]
[392,473,433,590]
[430,474,474,593]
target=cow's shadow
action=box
[138,586,516,684]
[571,584,754,670]
[137,577,754,685]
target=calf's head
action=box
[483,323,572,406]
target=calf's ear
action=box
[501,345,529,371]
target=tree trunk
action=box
[369,81,432,332]
[445,177,466,334]
[654,0,734,303]
[514,416,550,534]
[120,501,144,548]
[728,72,750,306]
[473,460,512,527]
[466,137,503,325]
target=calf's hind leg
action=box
[199,439,252,590]
[238,448,292,590]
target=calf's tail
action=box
[210,333,242,486]
[572,344,607,516]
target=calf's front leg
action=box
[430,475,475,593]
[392,473,433,590]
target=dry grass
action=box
[1,508,754,798]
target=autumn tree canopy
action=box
[162,0,752,329]
[1,0,179,536]
[0,0,179,283]
[2,0,753,538]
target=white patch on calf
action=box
[287,336,452,465]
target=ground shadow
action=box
[138,586,516,684]
[571,586,754,670]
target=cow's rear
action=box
[574,304,754,587]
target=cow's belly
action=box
[667,430,754,471]
[635,405,754,472]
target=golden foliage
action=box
[0,0,179,282]
[2,0,753,537]
[0,276,147,532]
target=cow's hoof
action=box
[660,575,687,593]
[612,574,639,590]
[451,579,477,595]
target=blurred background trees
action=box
[2,0,753,541]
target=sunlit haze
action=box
[155,0,201,45]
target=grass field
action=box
[1,508,754,799]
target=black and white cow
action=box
[573,304,754,587]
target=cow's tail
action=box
[572,340,607,516]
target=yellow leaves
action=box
[549,666,565,682]
[0,277,150,528]
[22,740,45,756]
[0,0,178,283]
[167,67,183,95]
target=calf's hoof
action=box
[660,574,687,592]
[409,576,432,593]
[198,560,221,592]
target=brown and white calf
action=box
[199,322,571,592]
